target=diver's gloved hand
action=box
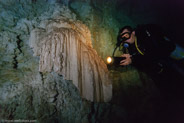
[120,54,132,66]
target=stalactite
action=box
[29,19,112,102]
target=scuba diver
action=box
[118,24,176,72]
[116,24,184,98]
[116,24,184,123]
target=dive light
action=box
[106,56,126,66]
[106,43,129,66]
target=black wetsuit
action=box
[128,25,184,101]
[128,24,176,74]
[128,24,184,123]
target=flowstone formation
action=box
[29,18,112,102]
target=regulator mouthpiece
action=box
[123,43,129,48]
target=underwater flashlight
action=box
[106,56,126,66]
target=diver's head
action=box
[118,26,135,45]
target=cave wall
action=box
[115,0,184,47]
[0,0,117,122]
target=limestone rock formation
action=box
[29,19,112,102]
[0,72,90,122]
